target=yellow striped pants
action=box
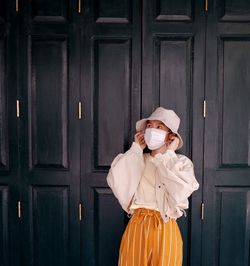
[118,208,183,266]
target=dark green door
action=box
[80,1,142,265]
[0,1,20,266]
[2,1,250,266]
[18,1,81,266]
[203,0,250,265]
[142,1,205,264]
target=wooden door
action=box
[4,1,250,266]
[203,0,250,265]
[18,1,81,265]
[142,1,205,265]
[0,1,20,265]
[80,0,142,265]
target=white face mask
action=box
[144,128,167,150]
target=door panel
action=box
[93,39,132,168]
[94,0,131,23]
[218,0,250,21]
[154,0,193,21]
[30,36,69,169]
[203,0,250,265]
[19,1,81,266]
[81,0,141,265]
[32,186,69,266]
[0,1,20,266]
[93,188,125,265]
[0,186,8,266]
[142,1,205,265]
[215,188,250,265]
[154,36,194,156]
[31,0,69,22]
[220,39,250,166]
[0,34,8,170]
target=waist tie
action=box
[131,208,163,230]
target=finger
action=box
[139,134,145,140]
[140,138,145,144]
[135,133,141,139]
[140,137,145,143]
[139,135,144,140]
[135,132,143,138]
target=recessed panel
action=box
[155,0,192,21]
[220,39,250,166]
[94,0,131,23]
[30,37,68,169]
[216,188,250,265]
[0,37,7,169]
[93,39,131,169]
[94,188,125,265]
[31,0,69,22]
[0,186,8,265]
[32,186,69,266]
[0,0,6,22]
[155,36,193,154]
[220,0,250,21]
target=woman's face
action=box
[145,120,177,145]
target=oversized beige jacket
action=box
[106,142,199,223]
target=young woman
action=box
[107,107,199,266]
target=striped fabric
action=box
[118,208,183,266]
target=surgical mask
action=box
[144,128,168,150]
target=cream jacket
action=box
[106,142,199,223]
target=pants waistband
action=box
[133,208,161,217]
[132,208,163,229]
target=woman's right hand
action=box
[134,131,147,150]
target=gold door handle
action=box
[205,0,208,12]
[18,201,21,218]
[16,100,20,117]
[78,102,82,119]
[78,0,81,13]
[16,0,19,12]
[79,203,82,221]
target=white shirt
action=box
[130,155,159,211]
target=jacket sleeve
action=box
[106,142,145,213]
[152,150,199,216]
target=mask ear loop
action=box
[165,130,173,146]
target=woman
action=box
[107,107,199,266]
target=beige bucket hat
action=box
[136,107,183,150]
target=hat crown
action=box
[147,107,180,133]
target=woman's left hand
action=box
[166,134,180,151]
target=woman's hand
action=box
[134,131,147,150]
[166,133,180,151]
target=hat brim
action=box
[136,118,183,150]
